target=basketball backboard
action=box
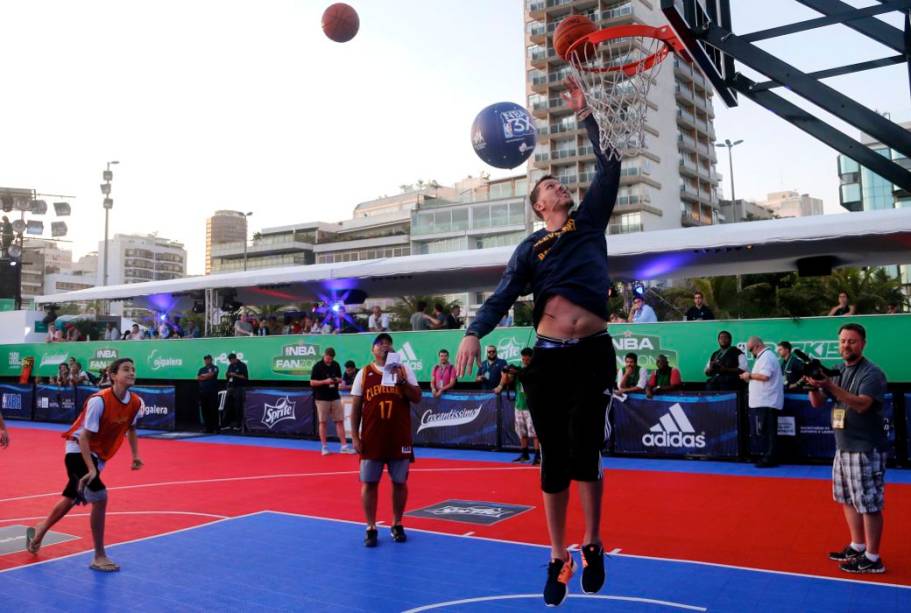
[661,0,737,107]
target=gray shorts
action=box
[360,458,410,484]
[833,450,887,514]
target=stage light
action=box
[159,313,167,321]
[331,302,343,313]
[632,282,646,298]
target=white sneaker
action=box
[340,444,356,454]
[321,446,330,456]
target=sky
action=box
[1,1,908,275]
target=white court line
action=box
[266,510,911,592]
[0,510,268,575]
[401,594,707,612]
[462,531,475,537]
[610,547,623,554]
[0,510,228,523]
[0,466,535,505]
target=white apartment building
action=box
[761,190,823,218]
[96,233,187,286]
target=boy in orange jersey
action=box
[26,358,145,572]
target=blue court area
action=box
[2,511,906,612]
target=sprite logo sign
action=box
[272,343,320,376]
[613,332,679,370]
[496,337,525,365]
[89,348,119,371]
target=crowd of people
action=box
[39,357,111,388]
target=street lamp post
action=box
[101,161,119,287]
[242,211,253,272]
[714,139,743,204]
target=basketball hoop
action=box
[567,25,689,160]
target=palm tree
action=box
[388,295,461,331]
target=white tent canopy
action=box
[36,207,911,310]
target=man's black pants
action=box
[753,406,779,464]
[200,390,220,433]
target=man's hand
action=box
[803,375,829,390]
[131,457,144,470]
[456,335,481,378]
[0,428,8,448]
[493,385,503,395]
[78,469,98,494]
[739,371,751,382]
[560,76,587,112]
[352,436,362,454]
[394,365,408,385]
[432,389,441,398]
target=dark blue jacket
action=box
[467,114,621,338]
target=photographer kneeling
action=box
[805,323,889,575]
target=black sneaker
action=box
[580,543,605,594]
[532,454,541,466]
[513,453,530,463]
[828,545,865,562]
[390,524,407,543]
[364,528,378,548]
[840,555,885,574]
[543,556,575,607]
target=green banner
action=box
[1,314,908,383]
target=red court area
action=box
[3,426,909,586]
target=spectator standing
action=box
[311,348,354,455]
[171,316,185,338]
[431,303,447,329]
[65,324,83,342]
[234,313,254,337]
[197,355,220,433]
[646,355,682,397]
[368,306,390,332]
[617,353,648,393]
[740,336,784,468]
[684,291,715,321]
[349,333,421,548]
[224,353,249,431]
[185,321,201,339]
[47,323,64,343]
[268,316,284,336]
[477,345,508,392]
[340,360,358,391]
[807,323,889,574]
[126,324,144,340]
[409,301,435,331]
[777,341,805,391]
[705,330,748,391]
[828,291,856,316]
[885,303,899,314]
[509,348,539,465]
[104,323,120,341]
[430,349,457,398]
[628,296,657,323]
[157,320,171,339]
[445,305,462,329]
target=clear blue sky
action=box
[1,1,906,274]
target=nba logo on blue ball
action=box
[471,102,537,169]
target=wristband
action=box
[464,330,479,338]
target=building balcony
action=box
[676,108,696,129]
[528,23,546,44]
[531,76,548,94]
[528,1,546,19]
[681,212,707,227]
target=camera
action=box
[793,349,841,380]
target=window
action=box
[452,208,469,231]
[838,155,860,174]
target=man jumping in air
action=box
[457,77,621,607]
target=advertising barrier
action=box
[906,393,911,461]
[410,392,499,448]
[776,393,896,460]
[613,393,740,458]
[244,388,315,436]
[133,386,177,431]
[0,383,33,421]
[498,394,521,449]
[1,314,909,383]
[34,384,77,423]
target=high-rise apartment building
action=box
[20,239,73,301]
[760,190,823,218]
[205,210,248,274]
[525,0,721,233]
[97,233,187,286]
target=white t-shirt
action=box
[351,363,418,397]
[65,391,143,467]
[748,348,784,409]
[368,313,390,331]
[617,367,649,390]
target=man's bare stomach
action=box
[536,294,608,340]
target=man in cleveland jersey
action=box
[350,333,421,547]
[26,358,145,572]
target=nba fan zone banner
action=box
[244,388,314,435]
[132,386,177,431]
[0,383,33,420]
[34,384,77,423]
[1,314,908,383]
[613,393,739,458]
[410,392,498,448]
[781,394,895,460]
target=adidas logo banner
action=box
[410,392,499,447]
[613,393,739,458]
[243,388,315,436]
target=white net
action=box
[568,34,670,161]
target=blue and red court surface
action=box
[2,422,909,611]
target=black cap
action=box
[228,352,237,359]
[373,333,393,346]
[203,354,213,360]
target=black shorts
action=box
[62,452,104,500]
[520,331,616,493]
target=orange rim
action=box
[567,24,690,77]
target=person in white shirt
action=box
[368,306,390,332]
[628,296,658,323]
[616,352,649,393]
[740,336,784,468]
[126,324,144,341]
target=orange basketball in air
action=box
[553,15,598,62]
[322,3,359,43]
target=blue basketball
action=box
[471,102,537,169]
